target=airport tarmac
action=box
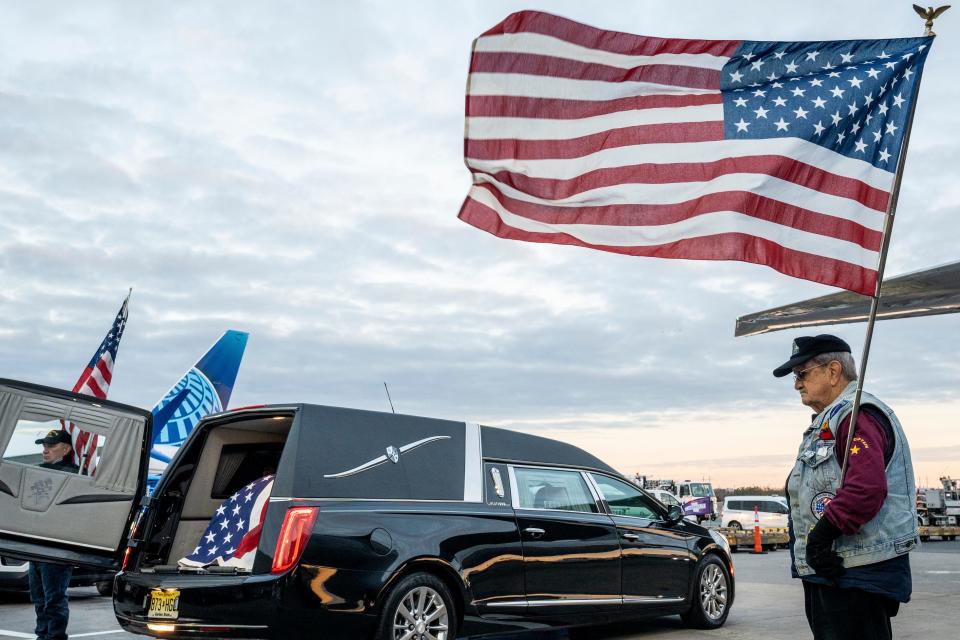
[2,541,958,639]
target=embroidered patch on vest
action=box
[894,539,916,554]
[818,421,834,440]
[827,401,849,420]
[811,491,835,519]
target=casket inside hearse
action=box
[0,378,734,639]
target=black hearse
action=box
[0,379,734,639]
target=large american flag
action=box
[179,475,274,570]
[458,11,932,295]
[65,293,130,474]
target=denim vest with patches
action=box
[787,382,919,576]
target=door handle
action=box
[622,533,640,542]
[523,527,545,538]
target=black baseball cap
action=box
[35,429,73,446]
[773,334,852,378]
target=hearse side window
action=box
[590,474,659,519]
[513,467,598,513]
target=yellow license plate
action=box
[147,588,180,619]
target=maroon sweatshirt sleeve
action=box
[823,410,888,535]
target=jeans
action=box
[803,580,899,640]
[27,561,73,640]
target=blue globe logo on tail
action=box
[153,368,223,445]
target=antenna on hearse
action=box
[383,382,396,413]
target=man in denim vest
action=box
[775,335,918,640]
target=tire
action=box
[728,521,742,530]
[377,572,457,640]
[95,580,112,597]
[682,556,732,629]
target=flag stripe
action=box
[466,103,723,139]
[96,357,113,385]
[465,122,725,160]
[468,72,718,100]
[471,52,721,90]
[464,186,878,268]
[467,93,724,120]
[459,197,876,293]
[72,368,92,394]
[480,11,740,58]
[469,183,883,251]
[473,173,885,236]
[473,32,731,71]
[466,137,895,192]
[473,158,889,212]
[82,376,105,398]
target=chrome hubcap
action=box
[393,585,449,640]
[700,564,728,621]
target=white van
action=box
[722,496,789,529]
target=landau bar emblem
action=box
[324,436,450,479]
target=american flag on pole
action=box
[178,475,274,570]
[64,292,130,474]
[458,11,932,295]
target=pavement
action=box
[2,541,958,639]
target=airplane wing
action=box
[735,260,960,337]
[148,330,249,478]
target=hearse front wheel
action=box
[681,556,731,629]
[378,572,457,640]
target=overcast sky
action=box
[2,1,958,487]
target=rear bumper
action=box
[113,567,380,638]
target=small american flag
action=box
[458,11,932,295]
[65,292,130,474]
[179,475,274,570]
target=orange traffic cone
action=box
[753,505,763,554]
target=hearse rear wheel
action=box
[378,572,457,640]
[681,555,731,629]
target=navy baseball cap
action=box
[35,429,73,446]
[773,334,852,378]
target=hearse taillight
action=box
[271,506,319,574]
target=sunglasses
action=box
[793,362,828,382]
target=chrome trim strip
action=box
[487,596,685,608]
[485,600,527,608]
[0,528,113,551]
[582,470,605,507]
[507,466,520,510]
[323,436,451,478]
[488,598,622,607]
[463,422,483,503]
[623,596,685,604]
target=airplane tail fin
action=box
[150,330,249,448]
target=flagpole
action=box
[839,12,944,483]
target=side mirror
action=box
[666,505,684,524]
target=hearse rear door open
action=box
[0,379,151,571]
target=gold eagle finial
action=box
[912,4,951,35]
